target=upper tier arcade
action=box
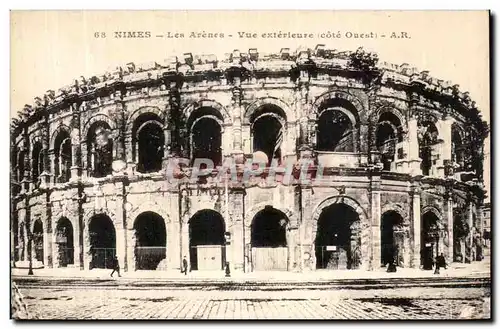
[10,46,489,194]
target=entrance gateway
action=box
[189,210,226,271]
[250,206,289,271]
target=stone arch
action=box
[188,209,226,271]
[311,195,368,237]
[244,202,295,229]
[133,211,167,270]
[82,114,117,141]
[369,105,407,129]
[312,90,365,118]
[54,216,75,267]
[83,208,118,230]
[50,125,72,150]
[381,203,409,225]
[312,196,365,270]
[421,206,443,223]
[244,97,296,124]
[127,200,171,229]
[184,99,232,125]
[32,218,44,263]
[126,106,164,133]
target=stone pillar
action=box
[230,190,245,272]
[167,216,180,271]
[126,228,135,271]
[18,208,27,261]
[370,173,382,270]
[43,229,50,267]
[83,227,91,270]
[231,86,243,155]
[445,193,454,263]
[436,117,454,177]
[180,218,190,268]
[72,213,81,269]
[114,181,127,271]
[70,103,81,181]
[48,149,56,185]
[299,186,314,271]
[112,100,127,174]
[124,132,135,176]
[407,118,422,175]
[410,182,422,268]
[43,201,53,268]
[167,193,181,270]
[287,227,298,271]
[477,204,485,254]
[402,225,411,267]
[465,202,474,263]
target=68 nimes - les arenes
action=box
[10,46,489,275]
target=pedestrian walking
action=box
[182,256,188,275]
[436,253,447,269]
[110,255,121,277]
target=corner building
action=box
[10,46,488,274]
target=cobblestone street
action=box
[17,283,490,320]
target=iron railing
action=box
[90,247,116,269]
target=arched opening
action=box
[87,122,113,178]
[11,147,21,195]
[453,206,469,262]
[12,213,19,262]
[251,105,286,165]
[188,107,223,167]
[380,211,404,267]
[191,117,222,166]
[54,130,72,183]
[376,112,403,171]
[133,212,167,270]
[317,109,355,152]
[421,211,440,270]
[32,219,44,264]
[251,206,289,271]
[451,124,466,172]
[315,203,361,270]
[133,113,164,173]
[418,121,439,176]
[17,151,25,186]
[31,142,43,187]
[188,210,225,271]
[89,214,116,269]
[55,217,74,267]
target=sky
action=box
[10,10,491,199]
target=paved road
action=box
[16,280,491,320]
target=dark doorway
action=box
[250,207,289,271]
[380,211,404,266]
[315,203,361,270]
[189,210,225,271]
[421,212,440,270]
[55,217,74,267]
[251,207,288,248]
[89,214,116,269]
[33,219,44,263]
[134,212,167,270]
